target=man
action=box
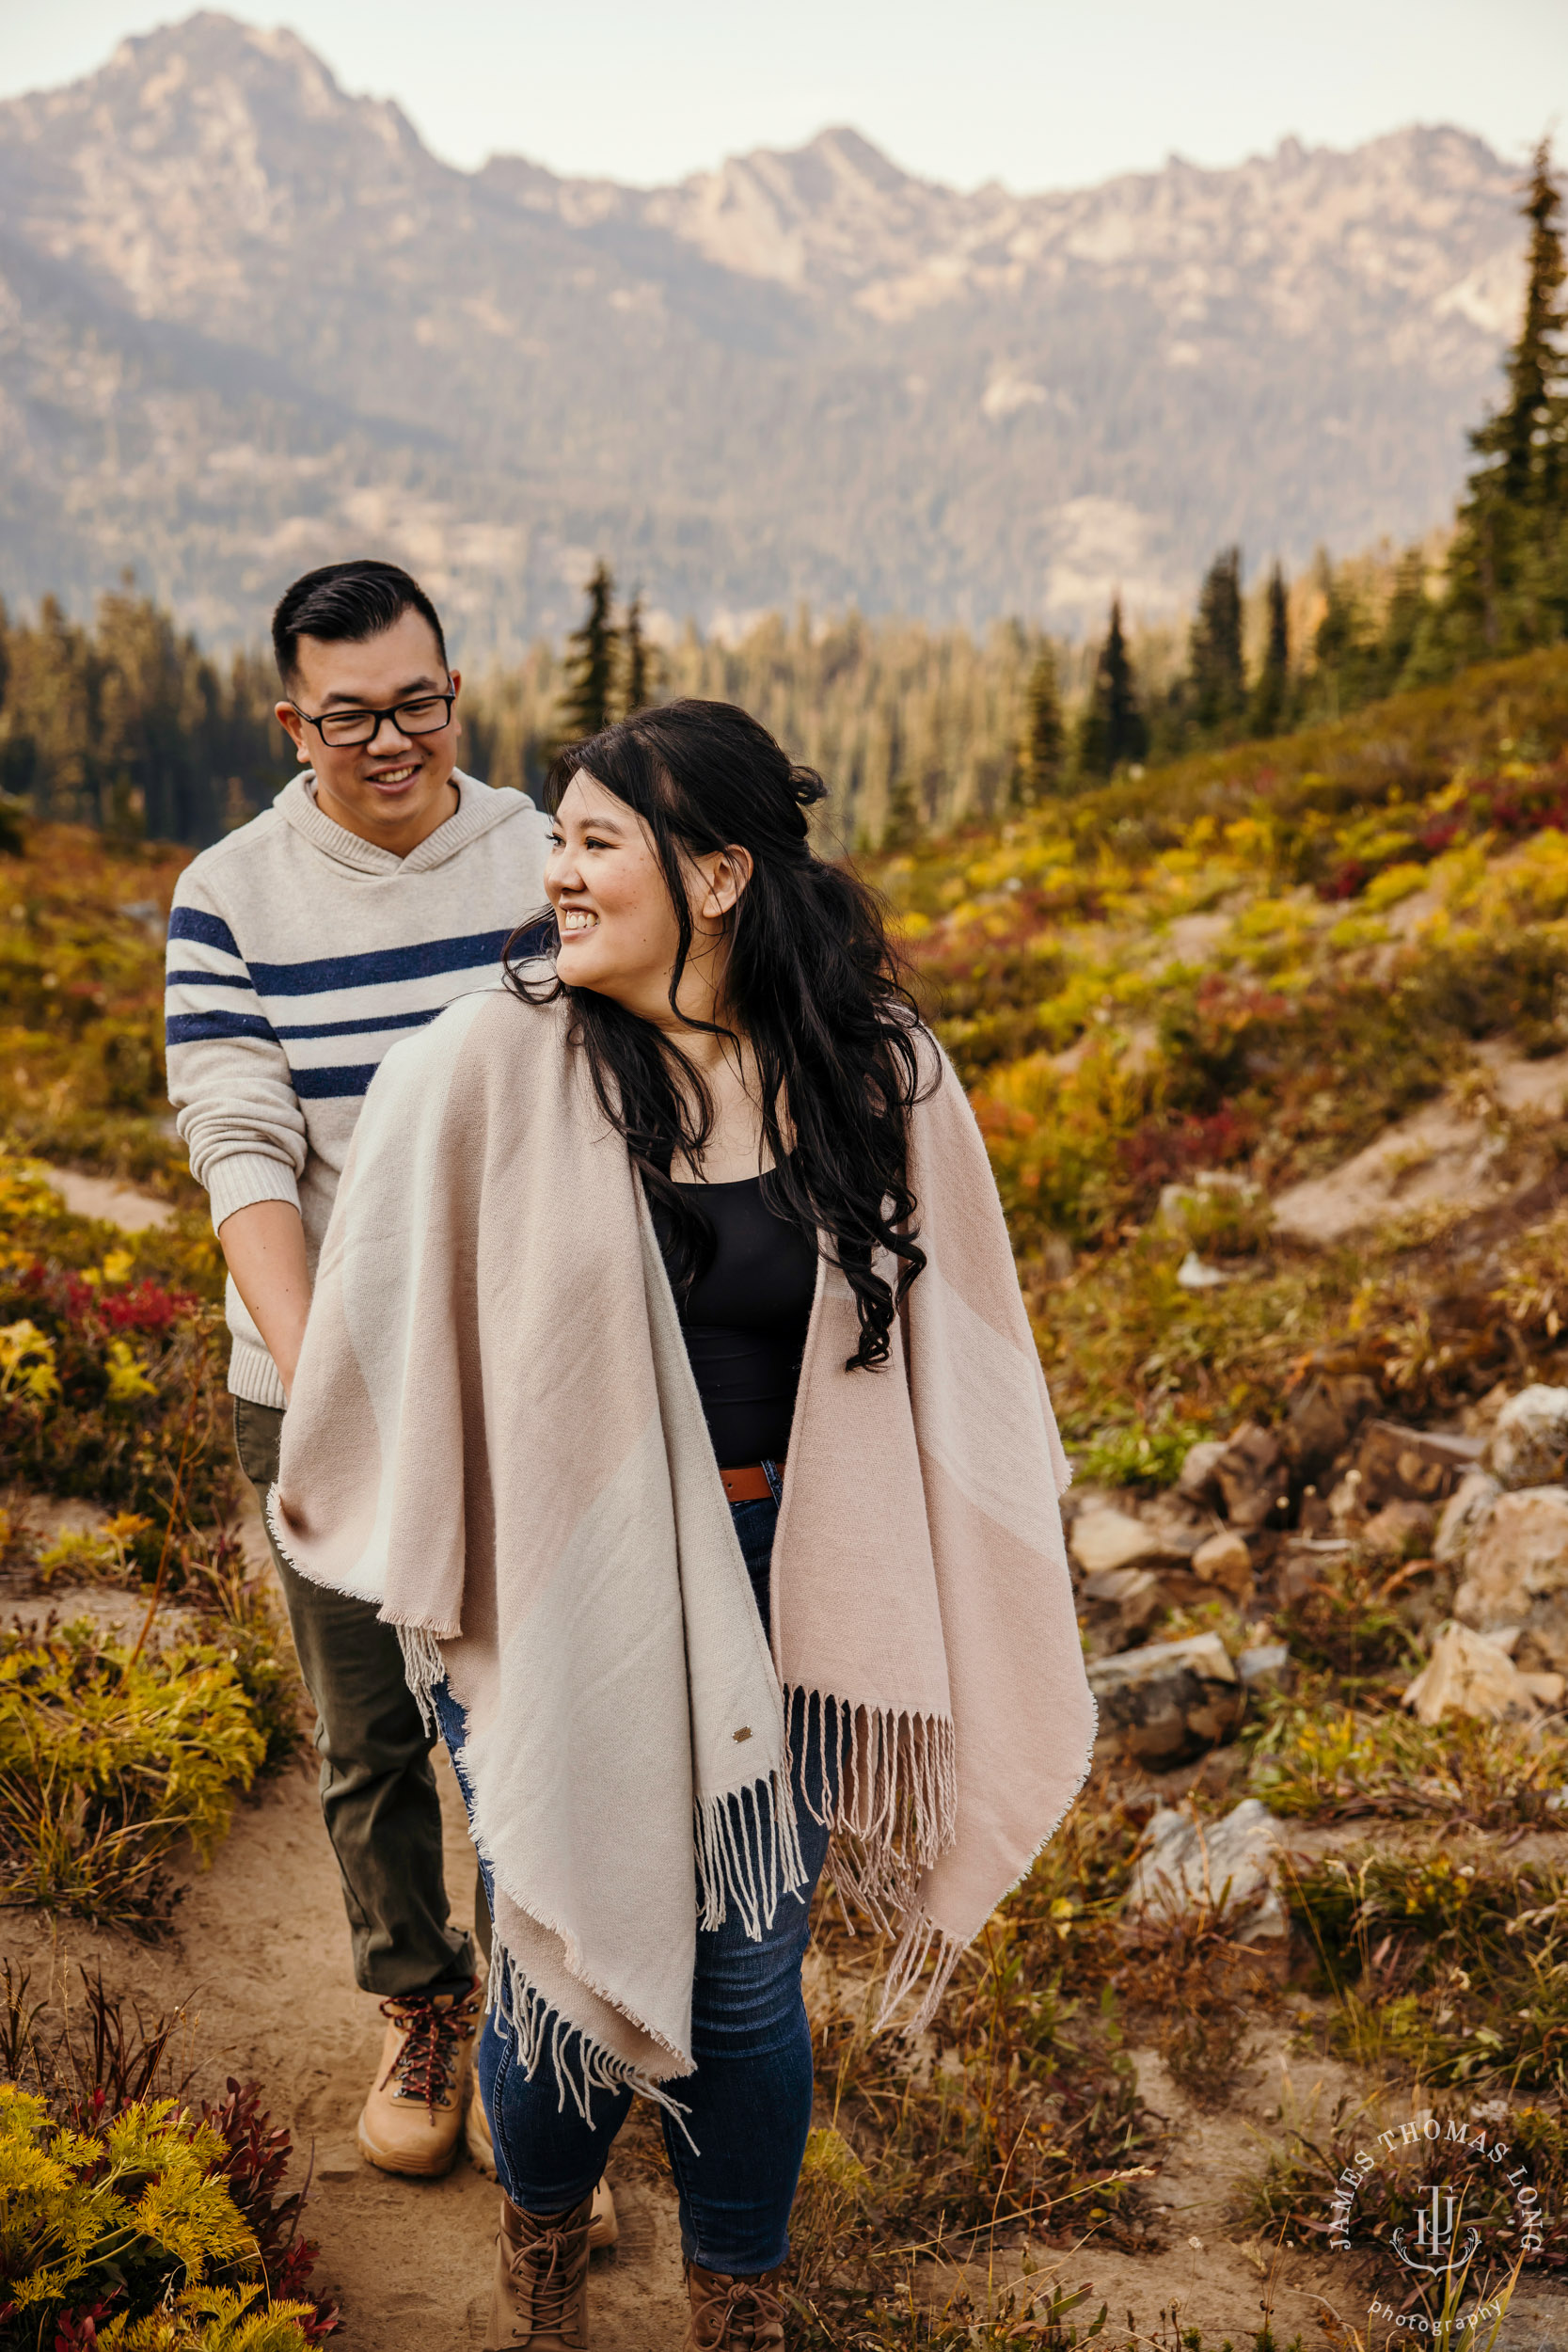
[165,560,583,2193]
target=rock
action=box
[1137,1493,1212,1558]
[1191,1528,1254,1598]
[1360,1498,1437,1560]
[1176,1439,1227,1503]
[1488,1386,1568,1489]
[1088,1631,1245,1765]
[1176,1251,1233,1289]
[1402,1621,1565,1724]
[1454,1486,1568,1675]
[1122,1797,1287,1944]
[1238,1641,1292,1695]
[1283,1375,1380,1480]
[1354,1420,1485,1509]
[1070,1507,1180,1576]
[1274,1536,1351,1605]
[1433,1470,1501,1565]
[1078,1565,1164,1651]
[1214,1422,1287,1533]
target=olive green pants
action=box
[234,1398,486,1995]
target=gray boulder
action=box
[1122,1797,1287,1945]
[1176,1438,1228,1503]
[1088,1630,1244,1765]
[1488,1386,1568,1490]
[1433,1469,1501,1565]
[1238,1641,1292,1696]
[1453,1485,1568,1676]
[1078,1565,1165,1653]
[1214,1422,1287,1532]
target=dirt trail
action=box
[4,1725,691,2346]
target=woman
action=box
[271,701,1094,2351]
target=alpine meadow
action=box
[4,21,1568,2352]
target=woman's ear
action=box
[697,845,754,921]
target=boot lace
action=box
[377,1980,478,2118]
[506,2211,586,2329]
[696,2273,785,2349]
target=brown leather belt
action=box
[721,1462,783,1503]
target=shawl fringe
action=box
[876,1907,965,2036]
[694,1772,808,1938]
[874,1702,1101,2035]
[487,1943,696,2145]
[789,1692,958,1929]
[396,1626,447,1737]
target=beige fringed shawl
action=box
[271,988,1093,2111]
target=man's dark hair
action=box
[271,559,449,689]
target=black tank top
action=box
[651,1172,817,1467]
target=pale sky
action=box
[1,0,1564,191]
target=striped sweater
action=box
[166,769,551,1406]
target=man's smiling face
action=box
[276,607,463,855]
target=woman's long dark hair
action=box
[505,698,932,1371]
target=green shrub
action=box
[0,1621,266,1929]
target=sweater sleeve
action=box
[165,865,308,1232]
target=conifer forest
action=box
[3,103,1568,2352]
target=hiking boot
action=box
[684,2260,786,2349]
[356,1979,480,2178]
[464,2093,620,2250]
[485,2190,593,2349]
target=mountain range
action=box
[0,12,1531,654]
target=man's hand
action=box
[218,1199,311,1401]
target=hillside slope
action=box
[874,643,1568,1451]
[0,11,1523,647]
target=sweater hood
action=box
[277,770,539,876]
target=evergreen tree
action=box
[557,561,617,742]
[1373,546,1430,694]
[1249,563,1290,737]
[1074,598,1148,780]
[1308,566,1372,723]
[621,593,652,717]
[1444,139,1568,656]
[1017,641,1065,802]
[1187,547,1245,735]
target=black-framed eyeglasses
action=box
[289,692,455,749]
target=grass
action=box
[1247,1706,1568,1827]
[1285,1845,1568,2105]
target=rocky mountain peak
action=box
[0,11,1535,649]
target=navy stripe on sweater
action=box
[167,905,243,957]
[272,1007,444,1042]
[166,1010,277,1046]
[248,929,513,997]
[293,1064,383,1099]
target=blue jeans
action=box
[435,1494,834,2276]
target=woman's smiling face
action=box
[544,769,752,1029]
[545,770,687,1017]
